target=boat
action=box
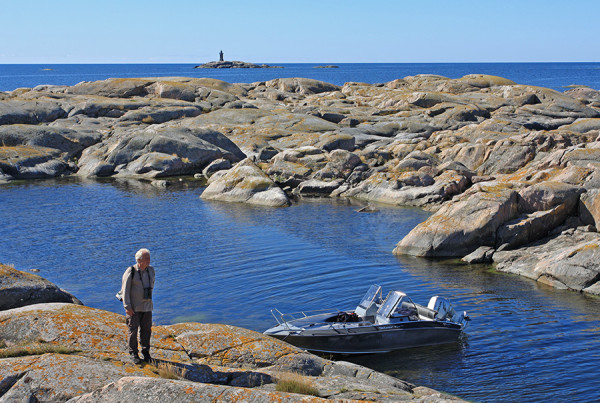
[263,284,470,354]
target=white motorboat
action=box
[264,284,470,354]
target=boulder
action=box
[393,182,519,257]
[66,78,155,98]
[200,158,291,207]
[294,179,344,197]
[77,125,245,178]
[267,148,329,186]
[0,264,81,310]
[118,105,203,124]
[442,142,488,171]
[564,88,600,104]
[561,147,600,168]
[267,159,314,187]
[493,228,600,293]
[580,189,600,226]
[478,141,536,175]
[344,170,468,208]
[496,205,575,250]
[462,246,495,263]
[559,118,600,134]
[436,160,475,179]
[0,147,69,179]
[0,98,67,125]
[395,157,433,171]
[518,181,585,213]
[454,74,517,89]
[314,150,362,179]
[65,95,151,118]
[0,125,101,157]
[256,146,279,161]
[265,78,341,95]
[0,303,133,356]
[164,322,312,370]
[202,158,232,177]
[486,181,588,249]
[315,132,355,152]
[146,81,198,102]
[0,125,102,179]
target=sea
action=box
[1,63,600,402]
[1,62,600,92]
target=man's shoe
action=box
[142,352,152,363]
[131,354,143,365]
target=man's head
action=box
[135,248,151,270]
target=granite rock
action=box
[493,227,600,292]
[3,73,600,295]
[0,269,464,402]
[200,158,291,207]
[0,264,81,311]
[393,182,520,257]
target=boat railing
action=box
[270,308,340,326]
[270,309,378,334]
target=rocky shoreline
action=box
[1,75,600,295]
[0,264,463,402]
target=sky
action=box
[1,0,598,64]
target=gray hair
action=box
[135,248,150,261]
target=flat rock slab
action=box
[67,376,336,403]
[0,354,158,402]
[493,227,600,292]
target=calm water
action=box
[1,63,600,92]
[1,178,600,402]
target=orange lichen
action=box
[567,243,600,258]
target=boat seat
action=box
[416,305,437,320]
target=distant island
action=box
[314,65,339,68]
[195,51,282,69]
[195,60,283,69]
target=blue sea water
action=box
[1,62,600,92]
[1,178,600,403]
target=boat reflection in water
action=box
[264,285,470,354]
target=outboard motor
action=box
[428,296,470,327]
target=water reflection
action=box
[350,342,469,387]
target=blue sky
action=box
[2,0,598,63]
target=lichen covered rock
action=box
[393,182,519,257]
[0,282,463,402]
[0,264,81,310]
[201,158,291,207]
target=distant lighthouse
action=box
[219,50,224,62]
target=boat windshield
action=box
[358,284,381,309]
[377,291,406,318]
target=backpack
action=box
[115,266,134,301]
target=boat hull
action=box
[268,322,463,354]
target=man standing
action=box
[121,248,155,364]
